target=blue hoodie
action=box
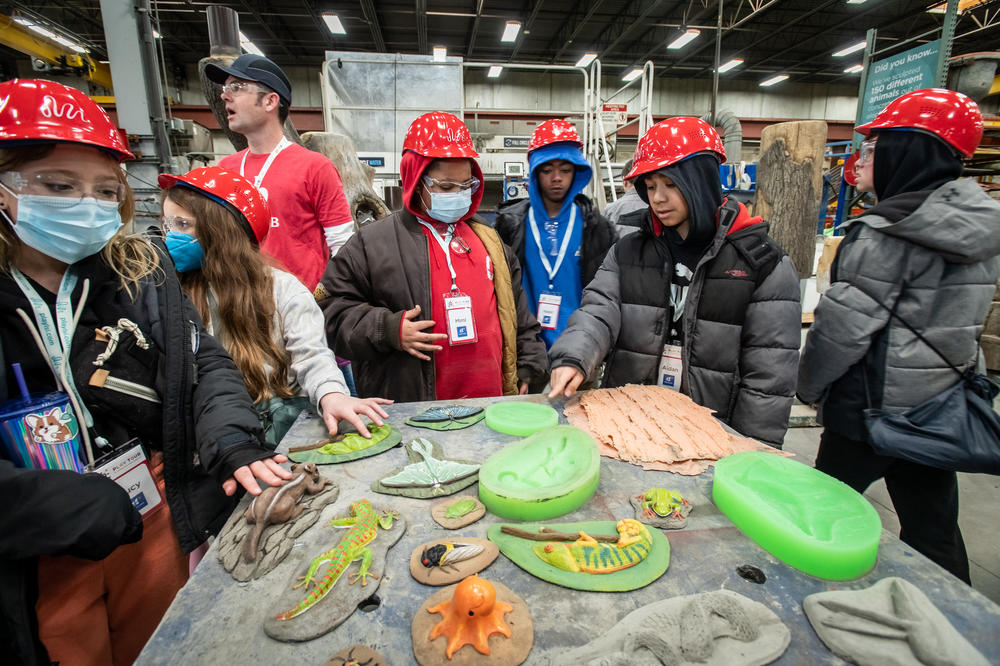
[524,142,593,347]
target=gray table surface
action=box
[137,394,1000,665]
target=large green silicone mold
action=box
[713,452,881,581]
[478,425,600,521]
[484,401,559,436]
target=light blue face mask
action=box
[3,190,122,265]
[425,188,472,224]
[164,231,204,273]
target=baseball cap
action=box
[205,54,292,104]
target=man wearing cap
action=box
[205,54,354,291]
[495,119,616,348]
[603,157,649,237]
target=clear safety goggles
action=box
[0,171,126,207]
[221,80,265,96]
[858,138,877,166]
[422,175,481,194]
[161,215,197,233]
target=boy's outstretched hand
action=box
[548,366,585,399]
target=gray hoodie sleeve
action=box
[548,247,622,381]
[797,228,904,404]
[729,255,801,446]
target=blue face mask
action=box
[4,192,122,265]
[165,231,204,273]
[425,189,472,224]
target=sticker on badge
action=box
[537,292,562,330]
[658,343,683,391]
[444,293,477,345]
[88,441,164,517]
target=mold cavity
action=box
[358,594,381,612]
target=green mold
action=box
[287,424,401,465]
[484,401,559,436]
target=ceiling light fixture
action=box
[14,17,87,53]
[239,31,264,56]
[501,21,521,43]
[575,53,597,68]
[843,64,864,73]
[622,68,643,82]
[152,29,162,39]
[717,58,743,73]
[667,28,700,50]
[833,41,867,57]
[321,13,347,35]
[846,0,868,4]
[759,74,789,87]
[487,65,503,78]
[433,46,447,62]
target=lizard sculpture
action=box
[533,518,653,574]
[275,499,397,621]
[242,462,331,562]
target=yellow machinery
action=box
[0,13,114,91]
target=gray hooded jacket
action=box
[798,178,1000,433]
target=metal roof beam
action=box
[360,0,386,52]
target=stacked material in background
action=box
[564,385,791,475]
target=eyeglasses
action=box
[221,80,264,96]
[422,176,481,194]
[1,171,125,208]
[162,215,197,233]
[858,138,877,165]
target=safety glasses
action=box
[858,138,877,165]
[422,175,481,194]
[0,171,125,208]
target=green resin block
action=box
[479,425,600,521]
[713,452,881,581]
[484,401,559,436]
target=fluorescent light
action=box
[239,32,263,56]
[575,53,597,68]
[15,18,87,53]
[760,74,789,87]
[622,68,643,82]
[487,65,503,78]
[152,29,162,39]
[433,46,447,62]
[717,58,743,73]
[501,21,521,43]
[843,64,864,73]
[847,0,868,4]
[833,41,867,57]
[322,13,346,35]
[667,29,700,50]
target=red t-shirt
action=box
[420,221,504,400]
[219,143,353,290]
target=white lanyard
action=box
[240,137,291,189]
[10,267,93,427]
[418,220,459,291]
[528,205,576,290]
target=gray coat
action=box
[798,178,1000,433]
[549,200,801,446]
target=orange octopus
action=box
[428,575,512,658]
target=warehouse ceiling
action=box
[4,0,999,86]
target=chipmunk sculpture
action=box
[242,462,331,562]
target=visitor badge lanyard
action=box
[528,206,576,330]
[10,267,94,427]
[418,220,478,345]
[240,136,292,190]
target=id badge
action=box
[537,292,562,330]
[444,292,477,345]
[87,439,164,518]
[658,342,683,391]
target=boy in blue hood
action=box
[495,120,617,349]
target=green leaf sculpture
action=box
[288,424,401,465]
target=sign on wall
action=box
[859,40,940,126]
[601,103,628,127]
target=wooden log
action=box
[755,120,827,279]
[300,132,392,227]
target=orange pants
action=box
[35,455,189,665]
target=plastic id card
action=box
[537,292,562,330]
[658,342,683,391]
[444,292,477,345]
[87,440,163,518]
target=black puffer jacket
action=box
[549,199,801,446]
[494,195,617,289]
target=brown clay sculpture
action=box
[431,496,486,529]
[323,644,387,666]
[409,537,500,586]
[242,462,332,562]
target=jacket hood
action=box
[400,150,485,224]
[527,142,592,219]
[635,153,722,254]
[856,178,1000,264]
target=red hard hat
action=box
[158,166,270,244]
[402,112,478,158]
[855,88,982,158]
[0,79,134,161]
[529,119,582,152]
[843,150,859,187]
[626,117,726,179]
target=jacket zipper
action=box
[101,374,162,404]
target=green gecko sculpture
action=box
[275,499,396,620]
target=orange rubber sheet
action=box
[564,385,791,475]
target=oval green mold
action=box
[478,425,600,521]
[712,451,881,581]
[484,401,559,436]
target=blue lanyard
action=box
[10,267,94,427]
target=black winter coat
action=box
[494,195,617,289]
